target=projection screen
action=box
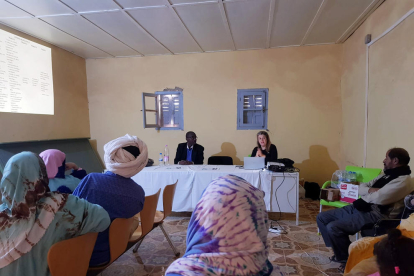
[0,28,53,115]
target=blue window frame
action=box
[237,89,268,130]
[142,91,184,130]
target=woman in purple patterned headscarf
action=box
[165,174,282,276]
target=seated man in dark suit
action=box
[174,131,204,165]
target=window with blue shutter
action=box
[237,89,268,130]
[142,91,184,130]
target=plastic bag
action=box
[331,170,358,188]
[331,170,346,188]
[331,170,345,188]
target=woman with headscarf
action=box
[0,152,110,276]
[165,174,282,276]
[39,149,87,193]
[73,134,148,267]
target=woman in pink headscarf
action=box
[39,149,87,193]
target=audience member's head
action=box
[0,152,68,267]
[165,174,277,276]
[104,134,148,178]
[185,131,197,148]
[374,229,414,276]
[39,149,66,179]
[122,145,141,158]
[256,130,271,152]
[383,148,410,170]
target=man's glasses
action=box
[186,136,197,140]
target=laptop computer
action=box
[244,157,265,170]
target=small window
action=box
[142,91,184,130]
[237,88,268,130]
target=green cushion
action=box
[320,166,382,208]
[320,199,350,208]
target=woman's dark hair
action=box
[374,229,414,276]
[256,131,271,152]
[388,148,410,166]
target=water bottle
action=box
[349,171,357,183]
[158,153,164,166]
[338,171,346,183]
[164,145,169,165]
[345,171,351,183]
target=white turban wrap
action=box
[104,134,148,178]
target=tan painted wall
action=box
[87,45,342,185]
[0,24,90,143]
[366,8,414,167]
[341,0,414,168]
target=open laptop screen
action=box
[244,157,265,170]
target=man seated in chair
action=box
[174,131,204,165]
[73,134,147,267]
[317,148,413,272]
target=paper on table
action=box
[189,165,220,171]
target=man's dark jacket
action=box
[174,143,204,165]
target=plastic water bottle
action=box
[338,171,346,183]
[164,145,169,165]
[159,153,164,166]
[349,171,357,183]
[345,171,351,182]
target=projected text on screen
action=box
[0,29,53,115]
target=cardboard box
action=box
[340,182,359,203]
[320,188,341,201]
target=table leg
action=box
[296,176,299,226]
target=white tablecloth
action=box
[132,165,299,225]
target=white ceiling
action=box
[0,0,384,59]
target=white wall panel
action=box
[174,3,233,51]
[60,0,120,12]
[41,15,139,56]
[84,11,170,55]
[128,7,201,53]
[6,0,74,16]
[0,18,111,58]
[0,1,32,18]
[116,0,167,8]
[305,0,375,44]
[271,0,322,47]
[0,0,382,58]
[171,0,217,4]
[225,0,270,49]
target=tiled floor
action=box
[98,199,346,276]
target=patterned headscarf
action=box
[166,174,281,276]
[0,152,68,268]
[39,149,66,179]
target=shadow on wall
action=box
[210,142,243,165]
[295,145,339,186]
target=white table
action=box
[132,165,299,225]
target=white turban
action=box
[104,134,148,178]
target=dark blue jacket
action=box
[174,143,204,165]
